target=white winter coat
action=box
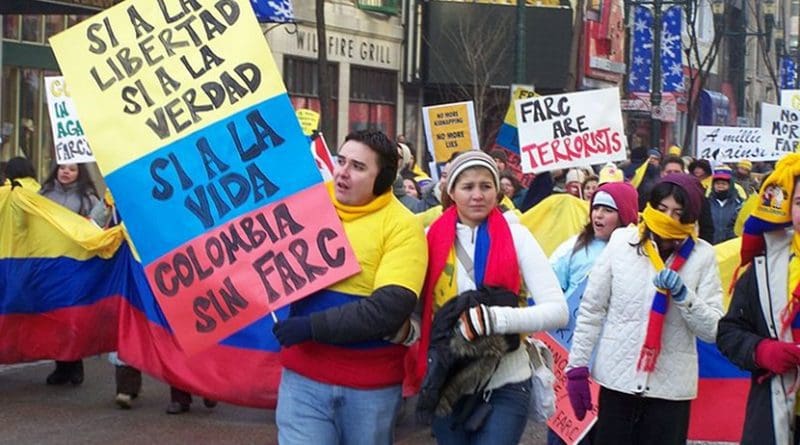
[567,226,724,400]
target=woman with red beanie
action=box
[566,174,724,444]
[547,181,638,445]
[717,153,800,445]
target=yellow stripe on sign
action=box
[49,0,285,174]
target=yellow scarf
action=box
[639,204,696,241]
[433,248,458,310]
[325,181,393,222]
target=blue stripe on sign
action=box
[105,93,322,264]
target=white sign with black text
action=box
[760,103,800,159]
[696,126,766,162]
[514,88,626,174]
[44,76,95,164]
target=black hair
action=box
[661,155,684,170]
[688,159,712,177]
[499,171,523,198]
[5,156,36,181]
[490,149,508,163]
[400,171,421,198]
[41,163,99,206]
[631,181,693,255]
[344,130,398,196]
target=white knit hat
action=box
[446,151,500,193]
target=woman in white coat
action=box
[566,174,724,444]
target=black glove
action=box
[272,316,313,347]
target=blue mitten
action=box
[653,269,687,302]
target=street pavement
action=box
[1,357,545,445]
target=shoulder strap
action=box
[454,238,475,282]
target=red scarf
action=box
[405,207,520,394]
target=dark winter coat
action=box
[717,230,797,445]
[708,192,742,244]
[416,287,520,423]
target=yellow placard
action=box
[296,108,320,136]
[503,85,537,127]
[49,0,285,174]
[425,103,475,162]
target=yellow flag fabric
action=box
[520,194,589,257]
[0,186,125,260]
[734,194,759,237]
[630,161,649,189]
[713,237,741,309]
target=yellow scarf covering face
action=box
[639,203,696,241]
[325,181,393,222]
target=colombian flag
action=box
[0,184,284,407]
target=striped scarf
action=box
[637,204,696,372]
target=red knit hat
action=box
[591,181,640,226]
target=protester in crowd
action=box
[667,145,682,157]
[565,168,586,199]
[272,130,427,445]
[39,162,101,386]
[547,181,639,445]
[402,171,422,200]
[490,149,512,175]
[416,150,567,444]
[582,175,599,202]
[500,171,527,209]
[661,156,685,177]
[708,166,742,244]
[166,387,217,414]
[688,159,712,182]
[717,153,800,445]
[401,141,432,188]
[567,174,723,445]
[597,162,623,185]
[4,156,40,191]
[648,148,662,167]
[394,142,423,211]
[732,159,758,196]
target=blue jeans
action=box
[431,379,531,445]
[276,368,402,445]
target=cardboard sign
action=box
[760,103,800,158]
[296,108,320,136]
[780,89,800,110]
[50,0,359,354]
[696,126,768,162]
[515,89,626,174]
[422,101,479,163]
[44,76,95,164]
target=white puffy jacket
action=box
[567,226,724,400]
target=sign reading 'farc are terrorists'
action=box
[50,0,360,354]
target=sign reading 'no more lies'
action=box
[50,0,360,354]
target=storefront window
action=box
[3,15,20,40]
[285,56,339,144]
[349,66,396,137]
[45,16,66,40]
[19,70,43,168]
[21,15,43,43]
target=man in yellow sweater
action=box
[273,130,428,445]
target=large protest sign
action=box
[422,101,479,163]
[696,126,768,162]
[44,76,95,164]
[50,0,360,354]
[760,103,800,158]
[515,88,626,174]
[534,279,599,444]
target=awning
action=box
[0,0,118,14]
[698,89,729,126]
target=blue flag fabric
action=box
[251,0,295,23]
[628,5,684,94]
[781,55,797,89]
